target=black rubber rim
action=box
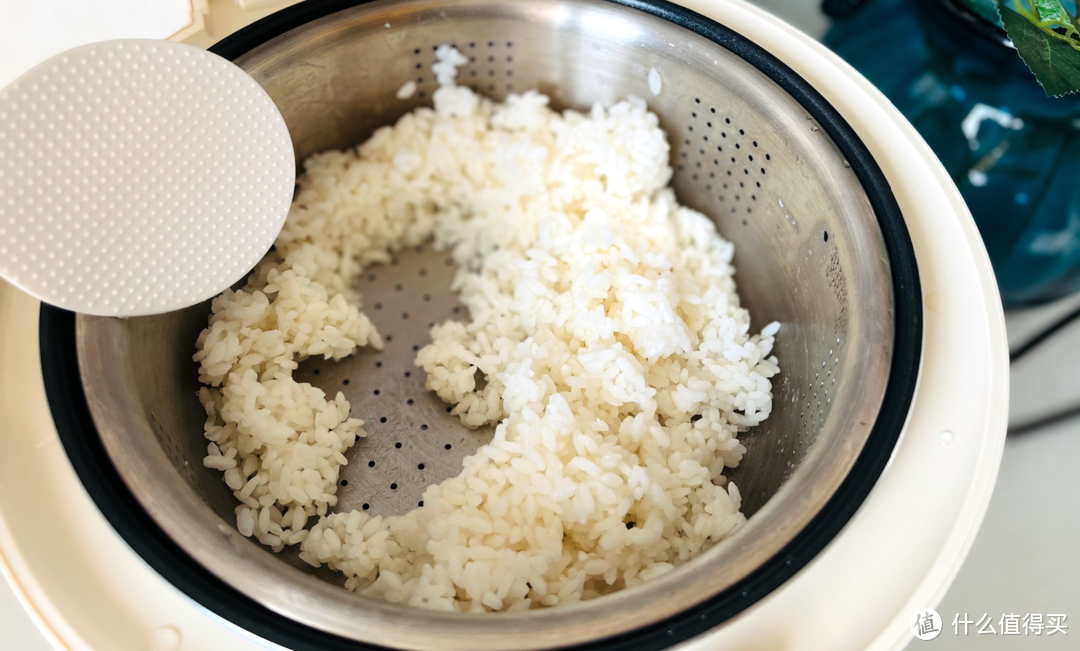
[39,1,923,649]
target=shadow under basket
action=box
[38,0,922,650]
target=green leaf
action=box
[1001,5,1080,96]
[1034,0,1068,22]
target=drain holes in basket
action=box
[425,39,515,100]
[684,109,774,226]
[302,242,496,516]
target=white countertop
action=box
[2,2,1078,650]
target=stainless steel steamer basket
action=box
[38,1,922,650]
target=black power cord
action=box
[1009,303,1080,363]
[1008,303,1080,435]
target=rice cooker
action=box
[0,0,1008,650]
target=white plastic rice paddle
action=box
[0,39,294,317]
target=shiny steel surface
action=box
[75,0,895,648]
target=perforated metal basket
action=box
[39,1,922,650]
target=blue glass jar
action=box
[825,0,1080,306]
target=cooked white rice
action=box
[194,45,779,612]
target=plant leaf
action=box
[1011,0,1080,46]
[1001,5,1080,96]
[960,0,1005,26]
[1034,0,1068,22]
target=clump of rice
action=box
[195,45,779,611]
